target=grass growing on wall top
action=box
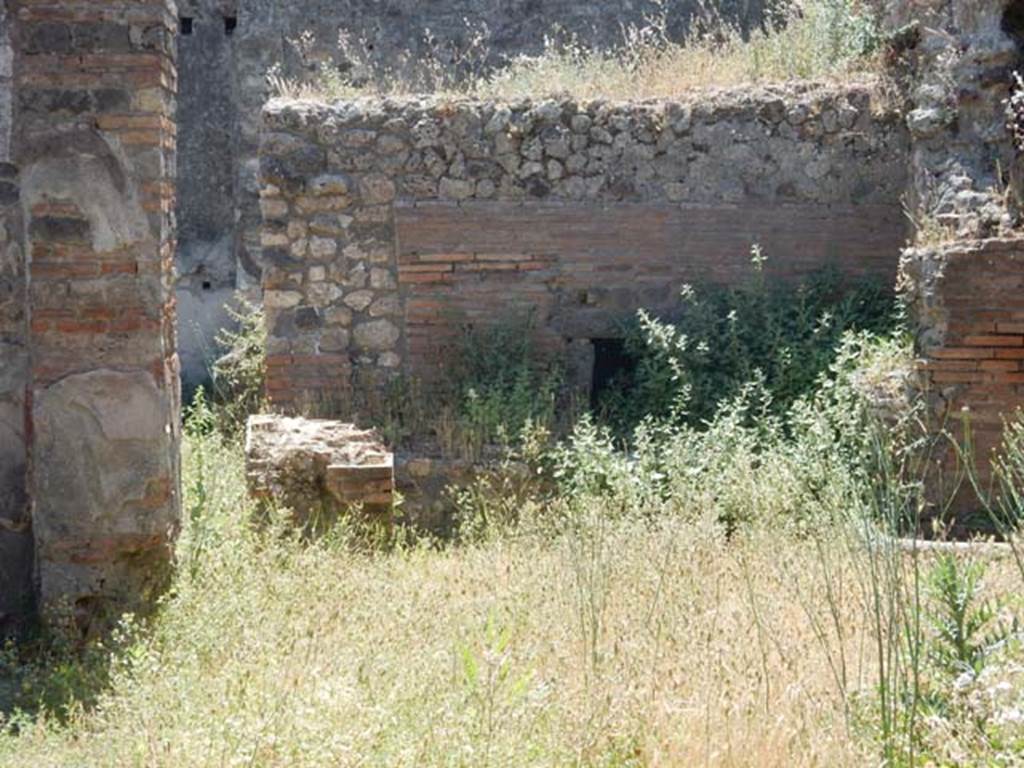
[270,0,883,101]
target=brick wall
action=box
[0,1,30,628]
[2,0,182,631]
[903,239,1024,513]
[892,0,1024,518]
[398,200,905,383]
[259,84,909,408]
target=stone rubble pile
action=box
[245,415,394,530]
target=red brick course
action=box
[910,238,1024,513]
[7,0,181,627]
[397,201,905,383]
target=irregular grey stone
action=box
[439,177,475,200]
[369,267,396,290]
[343,289,375,311]
[907,107,952,138]
[308,173,352,196]
[570,114,592,134]
[353,319,400,351]
[320,327,350,352]
[359,175,396,204]
[369,295,400,317]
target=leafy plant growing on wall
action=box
[441,314,564,460]
[598,246,899,433]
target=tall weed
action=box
[208,297,267,437]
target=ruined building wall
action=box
[0,0,30,629]
[0,0,182,632]
[887,0,1019,239]
[903,238,1024,501]
[894,0,1024,510]
[175,0,242,384]
[259,85,909,408]
[174,0,770,386]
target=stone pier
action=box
[0,0,181,634]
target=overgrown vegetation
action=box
[344,313,565,461]
[208,296,267,437]
[5,324,1024,764]
[598,250,897,431]
[7,263,1024,764]
[271,0,883,101]
[345,253,898,464]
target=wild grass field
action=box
[4,257,1024,766]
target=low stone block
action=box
[245,415,394,531]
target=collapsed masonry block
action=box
[245,415,394,529]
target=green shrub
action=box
[440,315,564,459]
[598,249,898,433]
[208,297,267,437]
[461,330,912,539]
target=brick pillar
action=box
[12,0,181,629]
[903,239,1024,516]
[0,0,32,634]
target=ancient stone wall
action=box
[893,0,1024,513]
[259,84,909,408]
[0,0,31,630]
[175,0,242,385]
[174,0,769,386]
[887,0,1020,238]
[903,239,1024,507]
[0,0,182,632]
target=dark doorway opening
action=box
[224,16,238,36]
[590,338,635,409]
[1004,0,1024,47]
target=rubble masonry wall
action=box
[259,84,910,407]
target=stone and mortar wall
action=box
[0,0,30,630]
[893,0,1024,511]
[175,0,242,385]
[903,239,1024,505]
[0,0,182,632]
[886,0,1021,238]
[174,0,769,387]
[259,84,909,408]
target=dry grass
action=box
[0,508,860,764]
[2,427,1022,767]
[271,0,884,102]
[4,334,1024,766]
